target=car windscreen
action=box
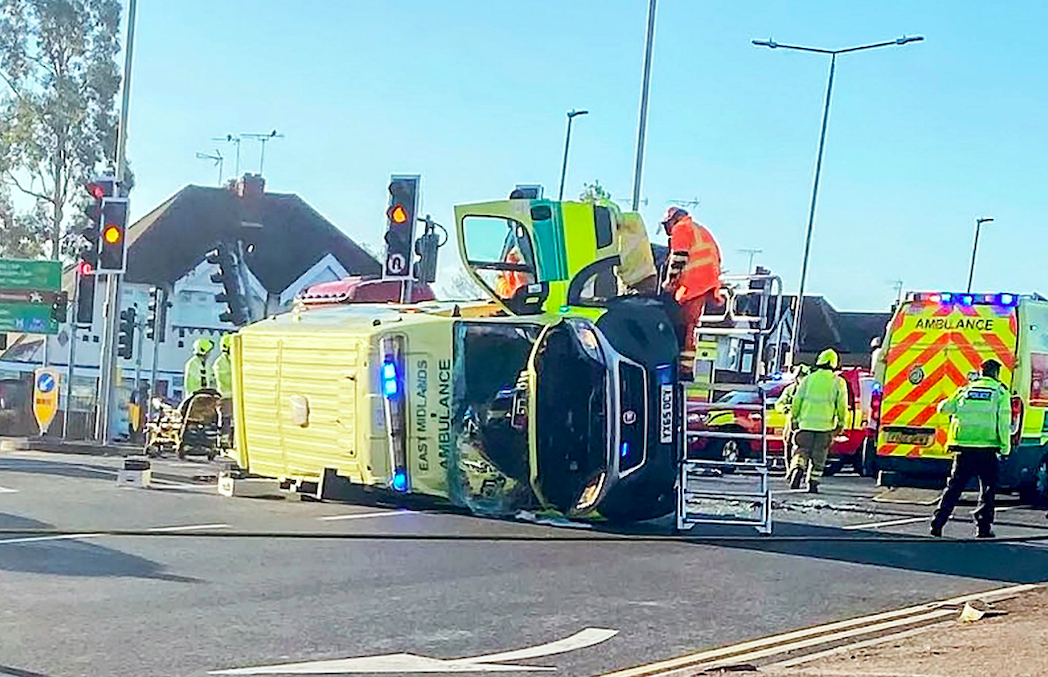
[531,322,609,513]
[449,322,542,514]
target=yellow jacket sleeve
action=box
[834,377,848,429]
[997,388,1012,455]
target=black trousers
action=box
[932,446,999,532]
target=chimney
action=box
[236,173,265,200]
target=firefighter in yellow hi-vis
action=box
[930,359,1011,539]
[213,334,234,446]
[787,349,848,493]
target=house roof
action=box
[783,295,890,355]
[121,183,380,293]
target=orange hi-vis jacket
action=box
[665,216,721,303]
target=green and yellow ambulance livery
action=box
[232,197,681,522]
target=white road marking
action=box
[0,533,102,545]
[765,620,953,668]
[594,583,1038,677]
[317,510,411,522]
[843,505,1021,531]
[148,523,229,532]
[211,628,617,675]
[0,486,19,493]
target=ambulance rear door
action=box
[877,293,1018,463]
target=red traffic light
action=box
[388,204,408,224]
[103,225,122,244]
[76,261,94,276]
[86,182,106,199]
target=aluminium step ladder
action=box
[676,273,784,535]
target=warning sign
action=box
[32,367,60,435]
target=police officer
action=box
[213,334,234,443]
[660,207,722,381]
[786,349,848,493]
[184,338,214,396]
[930,359,1011,538]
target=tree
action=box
[436,268,484,300]
[0,187,48,258]
[579,180,611,203]
[0,0,123,260]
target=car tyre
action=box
[859,438,878,478]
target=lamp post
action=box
[631,0,658,212]
[967,217,994,293]
[753,35,923,365]
[558,109,589,201]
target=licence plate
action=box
[659,384,674,443]
[885,431,933,445]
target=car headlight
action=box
[566,318,604,363]
[574,471,607,512]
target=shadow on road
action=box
[0,458,115,481]
[709,521,1048,584]
[0,513,199,583]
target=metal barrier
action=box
[677,273,783,535]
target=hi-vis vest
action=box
[792,369,848,432]
[666,216,721,303]
[937,376,1012,454]
[184,355,209,394]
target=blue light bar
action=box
[960,294,974,306]
[940,292,953,303]
[392,468,408,492]
[381,360,399,398]
[997,293,1017,306]
[657,364,673,385]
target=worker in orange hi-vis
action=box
[660,207,723,381]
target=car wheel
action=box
[859,438,878,478]
[1019,454,1048,507]
[176,443,187,460]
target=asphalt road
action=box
[1,450,1046,677]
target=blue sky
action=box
[125,1,1048,310]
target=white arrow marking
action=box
[210,627,617,675]
[0,486,19,494]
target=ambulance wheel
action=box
[1019,455,1048,507]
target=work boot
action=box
[929,523,943,538]
[976,528,996,539]
[787,468,802,490]
[807,480,820,494]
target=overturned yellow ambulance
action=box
[230,197,681,521]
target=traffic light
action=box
[145,286,168,342]
[97,197,129,273]
[117,307,136,359]
[207,244,246,325]
[413,218,440,284]
[74,261,95,326]
[384,176,420,278]
[50,291,68,323]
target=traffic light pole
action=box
[96,0,136,443]
[62,270,81,439]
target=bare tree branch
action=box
[5,172,50,202]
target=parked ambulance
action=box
[872,291,1048,503]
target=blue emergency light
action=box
[910,291,1019,307]
[392,468,408,492]
[381,360,399,398]
[620,442,630,459]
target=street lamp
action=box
[558,109,589,201]
[967,217,994,293]
[753,35,923,365]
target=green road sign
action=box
[0,258,61,291]
[0,303,57,334]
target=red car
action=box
[297,276,436,307]
[688,367,880,475]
